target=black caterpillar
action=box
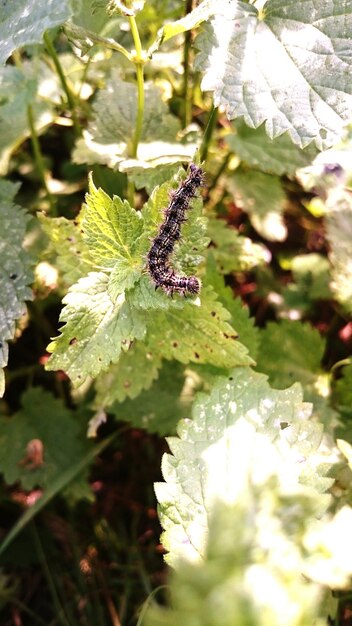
[147,163,204,297]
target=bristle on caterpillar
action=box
[147,163,204,297]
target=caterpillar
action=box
[147,163,204,297]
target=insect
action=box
[147,163,204,297]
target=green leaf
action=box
[282,254,332,312]
[73,71,198,171]
[195,0,352,149]
[38,214,94,287]
[229,167,287,241]
[81,176,145,298]
[0,388,92,498]
[146,286,253,369]
[109,361,190,435]
[0,182,33,397]
[256,320,325,388]
[326,189,352,313]
[0,0,72,64]
[149,0,217,55]
[94,341,162,406]
[206,216,269,274]
[155,367,333,566]
[0,64,55,175]
[227,120,317,176]
[255,320,338,428]
[205,254,259,360]
[46,272,146,387]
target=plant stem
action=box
[27,104,56,214]
[199,105,218,163]
[43,31,81,136]
[182,0,194,128]
[129,15,145,159]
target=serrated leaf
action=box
[0,182,33,397]
[229,167,287,241]
[0,0,72,64]
[326,189,352,313]
[205,254,259,359]
[38,214,94,287]
[256,320,325,388]
[146,286,253,369]
[227,120,317,176]
[46,272,146,387]
[81,176,145,298]
[73,71,198,170]
[155,367,334,566]
[128,163,180,194]
[195,0,352,149]
[255,320,338,428]
[94,341,162,406]
[0,387,92,499]
[206,215,268,274]
[109,361,190,435]
[0,64,55,175]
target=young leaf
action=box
[0,387,92,499]
[195,0,352,149]
[229,167,287,241]
[81,176,145,298]
[46,272,146,387]
[0,181,33,397]
[227,120,317,176]
[0,0,72,64]
[146,287,253,369]
[155,367,333,567]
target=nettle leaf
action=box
[255,320,338,428]
[0,387,92,498]
[110,361,190,435]
[81,176,146,299]
[227,120,317,176]
[0,181,33,397]
[206,216,269,274]
[46,272,146,387]
[326,189,352,314]
[229,167,287,241]
[0,64,55,175]
[205,255,259,360]
[73,71,198,171]
[155,367,333,566]
[335,363,352,413]
[94,341,162,407]
[146,286,253,369]
[195,0,352,149]
[0,0,72,64]
[38,214,94,287]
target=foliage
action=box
[0,0,352,624]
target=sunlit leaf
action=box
[195,0,352,149]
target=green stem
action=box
[199,105,218,163]
[182,0,194,128]
[129,15,145,159]
[27,104,56,214]
[43,31,81,136]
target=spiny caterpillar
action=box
[147,163,204,297]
